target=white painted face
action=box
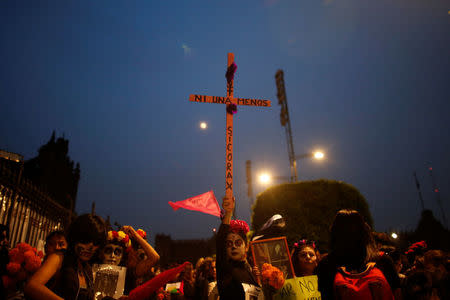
[101,243,124,266]
[226,233,248,262]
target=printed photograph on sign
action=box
[250,237,295,279]
[92,264,126,300]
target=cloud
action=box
[182,43,192,56]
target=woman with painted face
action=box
[121,226,160,294]
[216,196,259,300]
[291,239,319,277]
[25,214,107,300]
[100,230,131,266]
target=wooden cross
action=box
[189,53,271,200]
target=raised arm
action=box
[221,195,234,225]
[123,225,160,277]
[24,252,64,300]
[216,196,235,280]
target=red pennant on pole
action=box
[168,190,221,217]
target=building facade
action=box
[0,133,79,248]
[0,157,73,248]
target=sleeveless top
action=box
[52,252,95,300]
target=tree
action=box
[251,179,373,251]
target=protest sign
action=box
[273,275,321,300]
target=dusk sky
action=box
[1,0,449,241]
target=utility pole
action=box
[428,166,448,228]
[413,171,425,211]
[275,70,297,182]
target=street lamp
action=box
[199,121,208,129]
[294,150,326,181]
[296,151,325,161]
[391,232,398,239]
[258,172,289,185]
[313,151,324,160]
[259,173,272,185]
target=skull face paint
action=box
[74,242,99,262]
[101,243,124,265]
[225,232,248,262]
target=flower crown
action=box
[293,239,316,250]
[107,230,131,248]
[136,229,147,240]
[405,240,427,255]
[229,220,249,235]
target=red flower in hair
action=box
[136,229,147,239]
[229,220,249,234]
[112,231,119,239]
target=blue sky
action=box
[1,0,449,241]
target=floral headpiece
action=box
[229,220,249,235]
[405,240,427,255]
[107,230,131,248]
[136,229,147,240]
[293,239,316,250]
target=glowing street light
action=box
[259,173,272,185]
[199,121,208,129]
[313,151,324,160]
[296,150,326,161]
[391,232,398,239]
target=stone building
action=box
[0,133,79,248]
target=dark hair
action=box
[195,257,215,281]
[177,262,194,283]
[66,214,107,250]
[330,209,377,270]
[291,240,318,277]
[402,270,433,299]
[45,230,66,245]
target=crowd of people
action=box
[0,196,448,300]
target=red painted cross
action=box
[189,53,271,200]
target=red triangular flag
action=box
[128,262,189,300]
[168,190,220,217]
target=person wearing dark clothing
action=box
[216,196,259,300]
[316,210,398,300]
[25,214,107,300]
[194,257,216,300]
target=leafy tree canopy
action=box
[251,179,373,252]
